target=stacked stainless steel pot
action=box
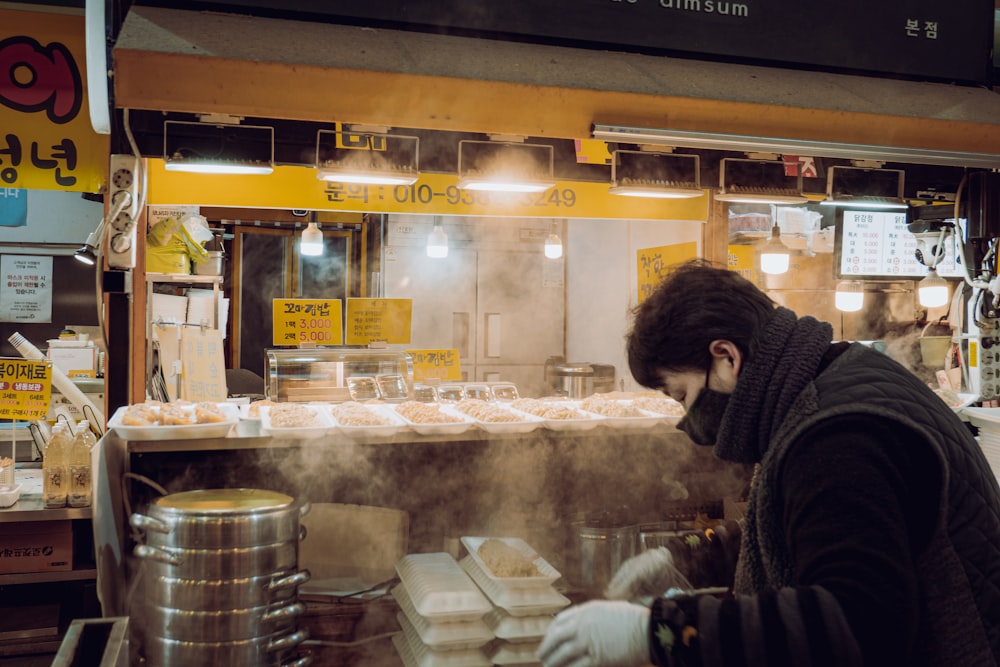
[130,488,313,667]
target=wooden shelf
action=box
[0,569,97,586]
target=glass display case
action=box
[265,347,413,402]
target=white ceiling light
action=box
[300,222,324,256]
[821,165,908,210]
[427,220,448,258]
[315,130,420,185]
[163,119,275,175]
[834,280,865,312]
[918,268,950,308]
[457,139,556,193]
[760,224,790,275]
[716,157,807,205]
[544,221,563,259]
[608,150,704,199]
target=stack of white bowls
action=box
[962,407,1000,483]
[392,552,494,667]
[458,537,571,667]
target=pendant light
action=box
[544,221,563,259]
[300,222,324,256]
[427,220,448,258]
[918,269,950,308]
[759,224,790,275]
[834,280,864,312]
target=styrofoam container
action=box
[489,639,543,666]
[960,407,1000,430]
[389,404,476,436]
[393,584,493,649]
[394,553,492,622]
[483,608,553,643]
[259,404,333,439]
[392,630,490,667]
[108,403,239,441]
[330,403,407,438]
[0,485,20,509]
[459,557,570,617]
[460,537,560,588]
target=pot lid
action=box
[154,488,294,512]
[555,363,594,376]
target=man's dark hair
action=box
[626,260,777,388]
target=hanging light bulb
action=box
[300,222,324,256]
[544,221,563,259]
[760,224,790,275]
[834,280,864,312]
[918,268,950,308]
[427,221,448,258]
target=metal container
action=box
[145,601,306,642]
[591,364,617,395]
[554,363,594,399]
[143,629,311,667]
[147,570,310,610]
[194,250,225,276]
[134,540,300,579]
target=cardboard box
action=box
[46,346,97,378]
[0,520,73,574]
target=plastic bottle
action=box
[68,420,95,508]
[43,422,71,509]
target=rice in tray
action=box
[332,401,392,426]
[510,398,589,420]
[395,400,464,424]
[454,399,521,423]
[579,395,646,418]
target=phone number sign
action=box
[0,358,52,420]
[272,299,344,346]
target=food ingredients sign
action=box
[0,358,52,420]
[0,254,52,323]
[272,299,344,347]
[346,299,412,346]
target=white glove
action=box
[537,600,650,667]
[605,547,692,603]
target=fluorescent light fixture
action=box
[918,269,950,308]
[760,224,790,275]
[834,280,864,312]
[315,130,419,185]
[457,139,556,193]
[300,222,324,256]
[716,157,807,205]
[609,150,703,198]
[544,221,563,259]
[591,124,1000,169]
[427,222,448,258]
[163,120,275,175]
[85,0,110,134]
[821,166,908,210]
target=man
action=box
[538,260,1000,667]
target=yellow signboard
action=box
[180,328,227,401]
[0,9,108,192]
[636,242,698,303]
[727,244,757,283]
[408,349,462,382]
[346,298,412,346]
[0,358,52,420]
[147,160,709,221]
[272,299,344,346]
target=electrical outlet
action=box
[106,154,141,269]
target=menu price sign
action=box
[636,242,697,304]
[180,328,227,401]
[346,299,412,346]
[839,210,962,278]
[408,349,461,382]
[272,299,344,346]
[0,358,52,420]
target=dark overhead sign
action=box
[170,0,994,86]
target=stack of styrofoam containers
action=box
[459,537,571,667]
[392,552,495,667]
[960,407,1000,484]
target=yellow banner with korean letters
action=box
[147,160,709,221]
[0,9,108,192]
[0,358,52,420]
[636,241,698,303]
[272,299,344,347]
[346,298,412,346]
[408,348,462,382]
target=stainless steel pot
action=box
[146,570,311,610]
[143,629,311,667]
[146,601,306,642]
[130,488,309,548]
[554,363,594,399]
[134,540,299,579]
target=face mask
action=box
[676,368,731,446]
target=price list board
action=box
[838,210,962,279]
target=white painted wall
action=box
[0,190,103,246]
[565,218,704,392]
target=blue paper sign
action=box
[0,189,27,227]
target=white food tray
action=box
[483,608,553,644]
[394,553,492,622]
[392,630,490,667]
[0,485,21,508]
[489,639,543,666]
[470,412,544,435]
[959,406,1000,429]
[259,404,333,439]
[389,404,477,436]
[330,403,407,438]
[460,537,560,588]
[238,400,280,422]
[108,403,239,441]
[460,557,570,617]
[393,585,493,649]
[508,401,605,432]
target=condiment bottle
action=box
[43,422,71,509]
[68,420,95,508]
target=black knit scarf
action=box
[713,307,834,465]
